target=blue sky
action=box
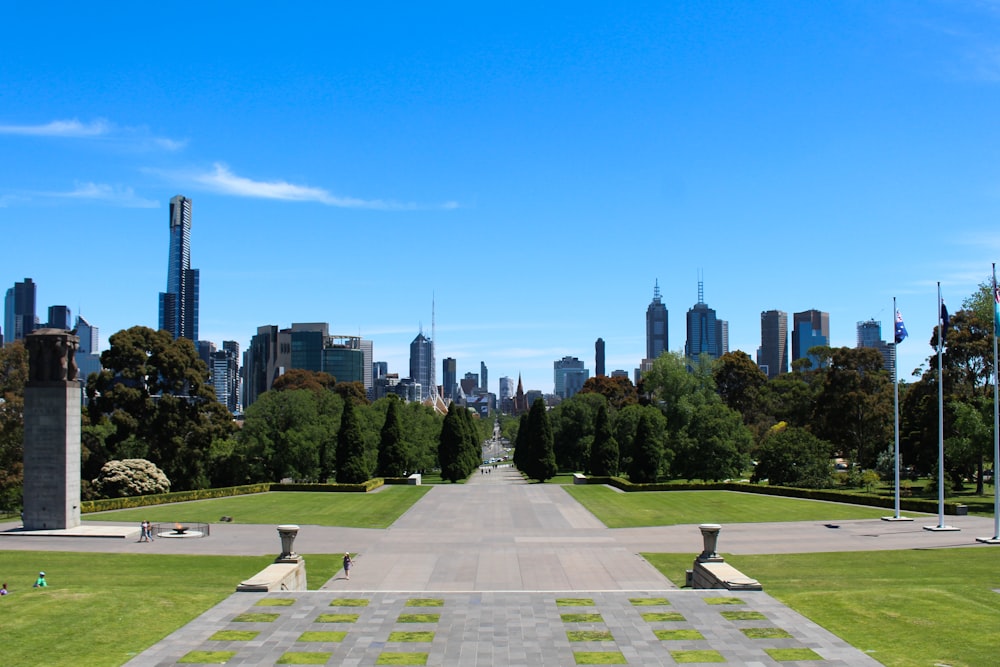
[3,2,1000,394]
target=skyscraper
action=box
[792,309,830,369]
[857,319,895,377]
[213,341,241,414]
[757,310,788,379]
[158,195,199,342]
[47,305,71,330]
[646,280,668,361]
[554,355,589,399]
[595,338,605,377]
[684,279,726,361]
[442,357,457,401]
[409,331,433,400]
[480,361,488,393]
[4,277,37,345]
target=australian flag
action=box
[994,280,1000,334]
[940,301,950,344]
[894,310,908,344]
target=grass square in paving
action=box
[209,630,260,641]
[256,598,296,606]
[629,597,671,606]
[315,613,360,623]
[573,651,627,664]
[641,611,685,622]
[376,652,429,665]
[766,647,823,661]
[720,610,767,621]
[179,651,235,664]
[298,631,348,642]
[654,629,705,641]
[405,598,444,607]
[396,613,440,623]
[561,612,604,623]
[567,630,615,642]
[232,612,280,623]
[329,598,369,606]
[704,597,744,605]
[276,652,333,664]
[742,627,793,639]
[671,649,726,663]
[388,631,435,642]
[557,597,596,606]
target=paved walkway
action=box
[3,467,995,665]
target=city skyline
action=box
[4,3,1000,393]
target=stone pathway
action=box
[120,467,893,665]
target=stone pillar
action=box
[276,524,302,563]
[22,329,81,530]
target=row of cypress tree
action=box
[513,398,558,482]
[437,402,484,482]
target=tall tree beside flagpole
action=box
[977,264,1000,544]
[925,282,959,532]
[884,299,912,521]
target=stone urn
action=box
[697,523,724,562]
[276,524,301,562]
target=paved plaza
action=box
[2,466,995,665]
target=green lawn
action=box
[0,550,347,667]
[564,486,895,527]
[84,487,430,528]
[643,549,1000,667]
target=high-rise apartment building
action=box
[442,358,457,401]
[158,195,199,342]
[480,361,488,394]
[792,310,830,370]
[4,277,37,345]
[685,280,727,360]
[554,356,589,399]
[213,341,241,414]
[409,332,433,401]
[646,280,668,361]
[857,319,895,377]
[74,315,102,382]
[757,310,788,379]
[595,338,605,376]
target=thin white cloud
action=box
[45,182,159,208]
[186,163,457,210]
[0,118,185,151]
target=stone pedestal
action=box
[697,523,724,562]
[276,524,301,563]
[23,330,81,531]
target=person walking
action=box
[343,552,353,580]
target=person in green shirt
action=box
[33,572,46,587]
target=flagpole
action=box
[926,281,958,531]
[884,297,911,521]
[977,264,1000,543]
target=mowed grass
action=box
[0,550,348,667]
[84,486,430,528]
[564,486,893,527]
[643,549,1000,667]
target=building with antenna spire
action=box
[645,279,668,361]
[685,275,727,361]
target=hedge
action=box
[81,478,387,513]
[583,477,967,515]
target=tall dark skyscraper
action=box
[409,331,433,400]
[646,279,668,360]
[685,279,726,361]
[4,277,37,345]
[595,338,605,376]
[158,195,199,342]
[757,310,788,379]
[47,305,71,330]
[442,357,457,400]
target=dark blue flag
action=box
[894,310,908,344]
[940,301,950,344]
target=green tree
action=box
[522,398,557,482]
[589,403,619,476]
[270,369,337,394]
[459,406,483,475]
[713,351,768,425]
[673,402,751,481]
[751,425,833,488]
[0,342,28,510]
[578,375,638,410]
[627,407,664,483]
[439,403,470,482]
[612,404,645,475]
[377,396,409,477]
[86,327,235,490]
[551,392,604,471]
[336,399,371,483]
[512,413,528,471]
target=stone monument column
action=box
[22,329,81,530]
